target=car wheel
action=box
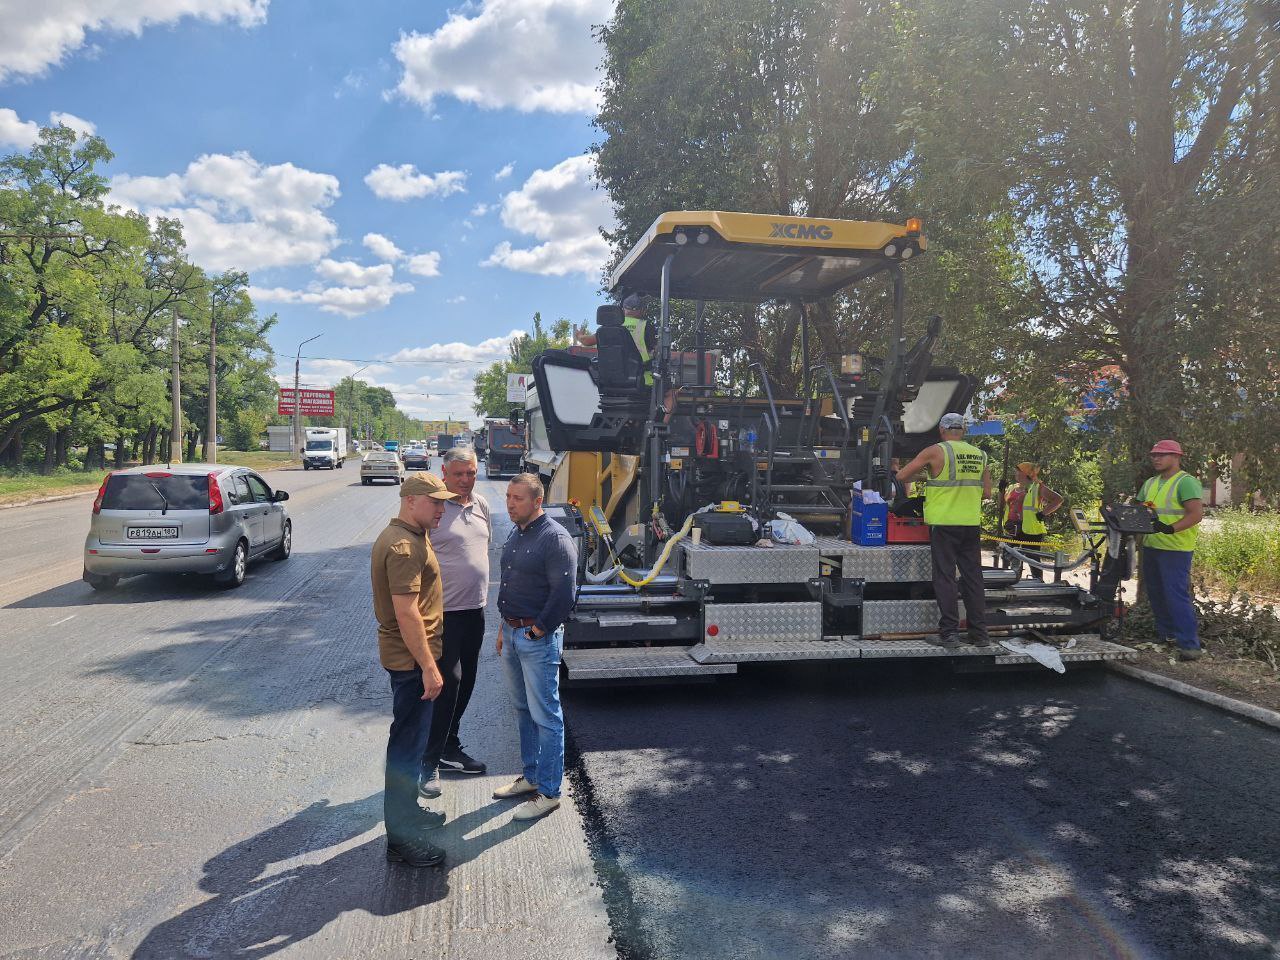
[337,460,343,469]
[216,540,248,588]
[303,463,310,471]
[362,478,370,486]
[270,521,292,560]
[88,574,119,591]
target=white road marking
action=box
[51,615,76,627]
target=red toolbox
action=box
[887,512,930,543]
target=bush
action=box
[1195,509,1280,594]
[1122,590,1280,673]
[226,409,266,452]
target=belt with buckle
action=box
[504,616,538,629]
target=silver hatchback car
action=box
[83,464,291,590]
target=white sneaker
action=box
[492,776,539,799]
[512,793,561,821]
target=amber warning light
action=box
[906,217,922,234]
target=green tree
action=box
[473,313,572,417]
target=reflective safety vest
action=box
[1139,470,1198,551]
[924,440,987,526]
[623,316,653,385]
[1002,481,1046,535]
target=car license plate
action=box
[127,526,179,540]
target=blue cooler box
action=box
[849,496,888,546]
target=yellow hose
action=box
[616,515,696,589]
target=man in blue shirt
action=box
[492,473,578,821]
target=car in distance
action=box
[361,450,405,485]
[382,440,400,457]
[402,445,431,470]
[83,464,291,591]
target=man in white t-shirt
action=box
[420,447,493,798]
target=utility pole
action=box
[348,364,370,445]
[292,333,323,459]
[170,306,183,463]
[206,295,218,465]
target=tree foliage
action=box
[594,0,1280,498]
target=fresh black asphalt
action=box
[564,660,1280,959]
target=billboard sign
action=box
[506,373,530,404]
[278,388,335,417]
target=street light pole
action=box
[170,306,183,463]
[348,364,369,446]
[293,334,323,460]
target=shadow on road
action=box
[565,662,1280,959]
[133,794,523,958]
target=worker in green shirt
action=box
[1139,440,1205,661]
[575,294,654,386]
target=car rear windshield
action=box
[102,474,209,511]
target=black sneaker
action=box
[386,836,445,868]
[967,630,993,647]
[439,746,487,775]
[934,634,962,650]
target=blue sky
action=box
[0,0,616,423]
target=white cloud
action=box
[393,0,609,114]
[110,151,341,272]
[315,258,394,287]
[446,295,467,304]
[0,108,39,149]
[405,252,442,277]
[482,153,613,279]
[49,111,95,137]
[389,330,522,364]
[494,162,514,181]
[364,163,466,201]
[0,0,269,82]
[470,202,490,217]
[363,232,404,262]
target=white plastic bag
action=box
[768,512,816,545]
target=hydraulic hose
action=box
[588,514,697,589]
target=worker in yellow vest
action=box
[896,413,993,649]
[1139,439,1205,661]
[1001,461,1064,581]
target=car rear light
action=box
[92,473,112,514]
[208,472,225,515]
[144,471,172,479]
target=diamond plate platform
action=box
[562,646,737,679]
[861,599,964,636]
[702,601,823,643]
[992,635,1134,665]
[680,541,818,584]
[814,537,932,582]
[690,638,862,663]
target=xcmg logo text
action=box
[769,223,834,240]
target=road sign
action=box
[278,388,335,416]
[507,373,530,403]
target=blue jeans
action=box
[1142,547,1199,650]
[500,625,564,798]
[385,667,434,839]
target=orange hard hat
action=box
[1149,439,1184,456]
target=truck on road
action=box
[483,418,526,479]
[302,427,348,470]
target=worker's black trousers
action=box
[929,524,988,639]
[421,608,485,774]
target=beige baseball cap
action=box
[400,472,458,500]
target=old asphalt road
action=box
[0,466,612,960]
[4,467,1279,959]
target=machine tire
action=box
[215,540,248,588]
[269,521,292,561]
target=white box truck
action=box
[302,427,347,470]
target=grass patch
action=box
[202,449,299,472]
[1195,509,1280,596]
[0,467,104,505]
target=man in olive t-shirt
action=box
[370,472,457,867]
